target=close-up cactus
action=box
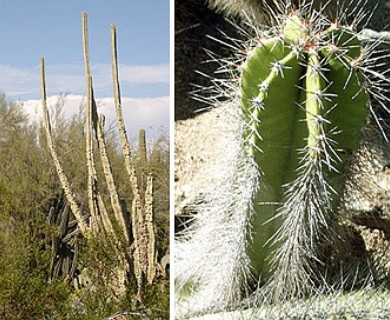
[241,6,370,296]
[175,0,390,318]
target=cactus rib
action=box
[241,12,370,296]
[176,0,390,315]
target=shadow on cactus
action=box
[175,0,390,316]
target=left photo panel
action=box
[0,1,170,319]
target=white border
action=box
[169,0,175,318]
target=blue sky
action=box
[0,1,169,137]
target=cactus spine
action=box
[241,11,369,296]
[176,0,390,315]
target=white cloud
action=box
[0,65,40,97]
[20,94,169,138]
[119,64,169,83]
[0,63,169,100]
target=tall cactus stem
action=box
[111,24,136,182]
[82,11,101,233]
[40,57,87,235]
[111,23,150,296]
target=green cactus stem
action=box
[175,0,390,315]
[240,12,369,295]
[138,128,147,164]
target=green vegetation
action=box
[0,11,169,320]
[240,12,369,298]
[175,0,389,317]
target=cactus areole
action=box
[240,13,369,279]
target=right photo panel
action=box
[174,0,390,319]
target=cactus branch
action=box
[95,109,130,244]
[176,0,390,314]
[40,57,87,235]
[111,24,136,182]
[82,11,101,233]
[145,174,157,284]
[111,22,149,298]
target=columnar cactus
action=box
[175,0,390,316]
[111,24,158,299]
[40,58,88,235]
[41,12,159,302]
[138,128,147,164]
[145,174,157,284]
[241,10,370,296]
